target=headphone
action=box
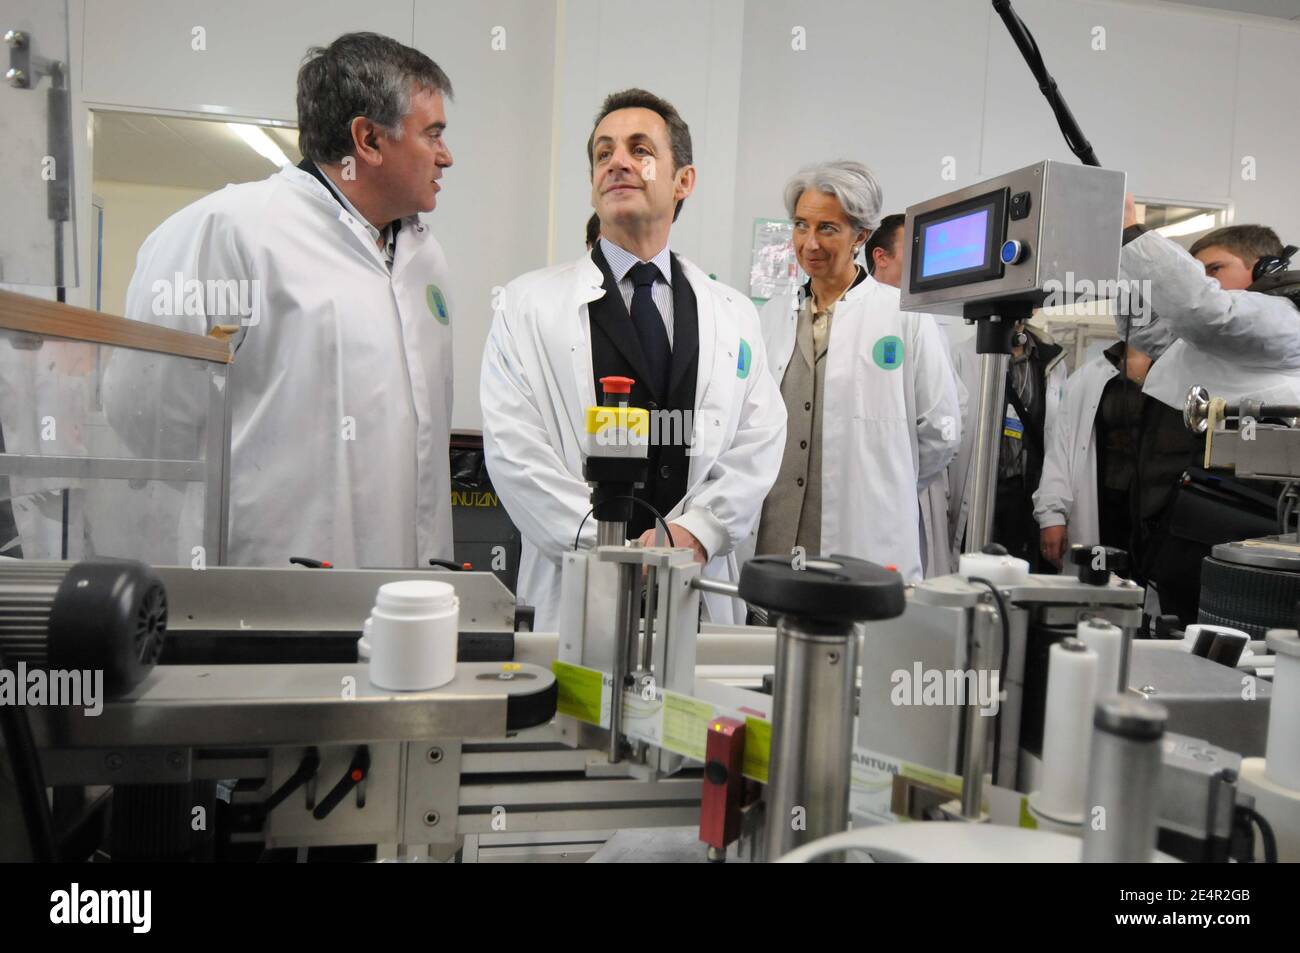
[1253,244,1299,282]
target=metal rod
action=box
[607,561,639,763]
[641,565,658,673]
[965,351,1010,554]
[691,577,740,597]
[764,619,859,861]
[960,602,996,818]
[596,520,626,548]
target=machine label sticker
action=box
[872,335,904,370]
[426,283,450,325]
[737,338,752,379]
[551,661,610,727]
[742,716,771,784]
[663,691,714,762]
[552,662,773,779]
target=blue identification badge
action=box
[737,339,752,379]
[426,284,450,325]
[1003,416,1024,440]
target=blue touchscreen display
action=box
[921,208,989,278]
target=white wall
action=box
[9,0,1298,430]
[730,0,1300,291]
[548,0,745,276]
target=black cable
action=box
[965,577,1012,787]
[992,0,1101,167]
[1240,805,1277,863]
[0,651,58,862]
[572,495,673,552]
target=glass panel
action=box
[0,328,225,563]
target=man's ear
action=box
[350,116,384,168]
[674,164,697,202]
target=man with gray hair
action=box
[746,160,961,582]
[113,32,457,568]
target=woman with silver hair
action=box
[745,160,962,582]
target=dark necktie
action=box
[627,261,671,398]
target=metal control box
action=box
[900,160,1125,316]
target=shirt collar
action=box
[599,236,673,286]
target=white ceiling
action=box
[92,111,301,191]
[1153,0,1300,19]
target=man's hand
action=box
[1123,192,1139,230]
[1040,524,1068,568]
[637,522,707,564]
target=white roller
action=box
[959,552,1030,586]
[1077,618,1122,699]
[1031,639,1098,824]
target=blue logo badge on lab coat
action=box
[426,284,450,325]
[737,338,752,379]
[872,335,904,370]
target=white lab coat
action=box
[1119,230,1300,408]
[749,275,962,582]
[480,252,787,632]
[1032,354,1117,548]
[947,328,1067,564]
[109,164,454,568]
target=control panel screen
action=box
[921,209,990,278]
[908,188,1009,294]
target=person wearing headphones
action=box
[1117,199,1300,412]
[1189,224,1300,300]
[1106,204,1300,621]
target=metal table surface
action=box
[28,662,555,748]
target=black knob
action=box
[739,554,905,624]
[981,543,1009,556]
[1070,544,1127,585]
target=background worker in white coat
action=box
[750,161,961,582]
[864,213,968,577]
[110,33,457,569]
[480,89,786,632]
[1034,342,1155,569]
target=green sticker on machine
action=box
[742,717,772,784]
[662,691,714,762]
[552,660,605,725]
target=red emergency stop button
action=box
[599,375,635,395]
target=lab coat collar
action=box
[280,164,419,275]
[800,264,870,308]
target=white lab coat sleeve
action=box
[1033,378,1076,530]
[479,299,597,560]
[1119,230,1300,365]
[673,305,787,560]
[913,315,963,489]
